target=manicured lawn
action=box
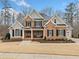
[0,41,79,56]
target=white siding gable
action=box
[51,16,66,25]
[9,20,24,29]
[30,10,43,19]
[44,19,56,27]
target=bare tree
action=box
[40,7,54,17]
[21,6,33,16]
[65,3,76,27]
[0,0,11,25]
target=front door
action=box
[24,30,31,38]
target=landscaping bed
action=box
[1,38,22,42]
[32,39,75,43]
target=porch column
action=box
[9,29,12,38]
[22,29,24,39]
[31,29,33,40]
[54,29,56,39]
[43,28,45,39]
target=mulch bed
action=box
[1,38,22,42]
[32,39,75,43]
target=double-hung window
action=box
[15,29,22,36]
[26,21,31,27]
[56,30,65,36]
[34,21,42,27]
[47,30,53,37]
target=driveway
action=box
[0,53,79,59]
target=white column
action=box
[22,29,24,39]
[31,29,33,40]
[14,29,15,37]
[54,29,56,36]
[43,28,45,39]
[9,29,12,38]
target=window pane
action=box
[26,21,31,27]
[47,30,53,36]
[15,29,20,36]
[35,21,42,27]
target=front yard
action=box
[0,41,79,56]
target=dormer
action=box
[24,16,32,28]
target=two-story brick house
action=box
[8,10,72,40]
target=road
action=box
[0,53,79,59]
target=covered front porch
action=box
[24,29,44,40]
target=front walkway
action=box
[71,38,79,43]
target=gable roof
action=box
[29,10,45,20]
[44,15,68,27]
[8,20,24,29]
[24,15,33,21]
[50,15,66,25]
[44,18,56,27]
[40,13,50,20]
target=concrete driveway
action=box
[0,53,79,59]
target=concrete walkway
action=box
[0,53,79,59]
[71,38,79,43]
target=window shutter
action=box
[47,30,49,36]
[56,30,58,36]
[12,30,14,37]
[26,21,27,26]
[52,30,53,36]
[21,30,22,36]
[63,30,66,36]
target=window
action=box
[26,21,31,27]
[15,29,22,36]
[54,19,56,23]
[56,30,66,36]
[34,21,42,27]
[47,30,53,36]
[15,29,19,36]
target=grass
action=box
[0,41,78,56]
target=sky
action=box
[0,0,78,12]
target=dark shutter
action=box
[12,30,14,37]
[47,30,49,36]
[26,21,27,26]
[52,30,53,36]
[63,30,66,36]
[56,30,58,36]
[21,30,22,36]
